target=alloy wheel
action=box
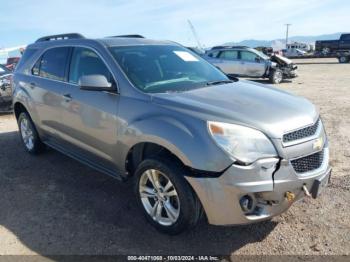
[139,169,180,226]
[20,117,34,150]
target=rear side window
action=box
[35,47,70,81]
[219,50,238,60]
[69,47,112,84]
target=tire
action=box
[17,112,45,154]
[322,47,330,55]
[338,56,349,63]
[134,157,202,235]
[269,69,283,84]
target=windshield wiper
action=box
[206,80,234,86]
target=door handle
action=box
[63,93,72,101]
[29,82,36,89]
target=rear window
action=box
[15,49,36,73]
[33,47,70,81]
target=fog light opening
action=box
[240,195,255,213]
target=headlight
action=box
[208,121,277,164]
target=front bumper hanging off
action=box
[185,147,331,226]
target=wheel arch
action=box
[14,102,30,120]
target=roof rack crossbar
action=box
[108,34,145,38]
[35,33,85,43]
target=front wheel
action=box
[269,69,283,84]
[134,158,202,235]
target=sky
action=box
[0,0,349,48]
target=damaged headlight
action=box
[208,121,277,164]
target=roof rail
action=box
[108,34,145,38]
[211,45,250,50]
[35,33,85,43]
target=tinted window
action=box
[39,47,70,81]
[69,47,112,84]
[32,58,41,76]
[341,34,350,41]
[240,51,259,62]
[219,50,238,60]
[109,45,228,93]
[16,48,37,73]
[207,51,219,58]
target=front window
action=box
[109,45,228,93]
[69,47,113,84]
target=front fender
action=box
[118,115,233,173]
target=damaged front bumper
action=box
[282,67,298,79]
[185,146,330,226]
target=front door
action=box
[239,50,266,77]
[216,50,242,75]
[60,47,120,173]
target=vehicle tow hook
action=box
[302,184,312,197]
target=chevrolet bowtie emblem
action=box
[313,137,323,151]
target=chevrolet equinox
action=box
[12,33,331,234]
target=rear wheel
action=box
[322,47,330,55]
[269,69,283,84]
[18,112,44,154]
[134,158,202,235]
[338,56,349,63]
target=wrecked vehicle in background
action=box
[0,65,13,111]
[204,46,298,84]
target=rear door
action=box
[30,46,71,139]
[60,46,120,173]
[239,50,266,77]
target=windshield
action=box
[251,48,269,60]
[109,45,229,93]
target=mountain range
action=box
[222,32,345,50]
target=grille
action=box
[283,119,320,143]
[291,149,324,173]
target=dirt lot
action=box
[0,58,349,257]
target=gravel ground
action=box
[0,58,349,257]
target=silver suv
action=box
[205,46,298,84]
[13,33,331,235]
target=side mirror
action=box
[255,57,261,63]
[78,75,113,91]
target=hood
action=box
[270,54,293,65]
[152,80,318,139]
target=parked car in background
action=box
[283,48,307,57]
[0,64,13,111]
[205,46,298,84]
[13,33,330,234]
[6,57,21,71]
[0,64,11,76]
[315,33,350,55]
